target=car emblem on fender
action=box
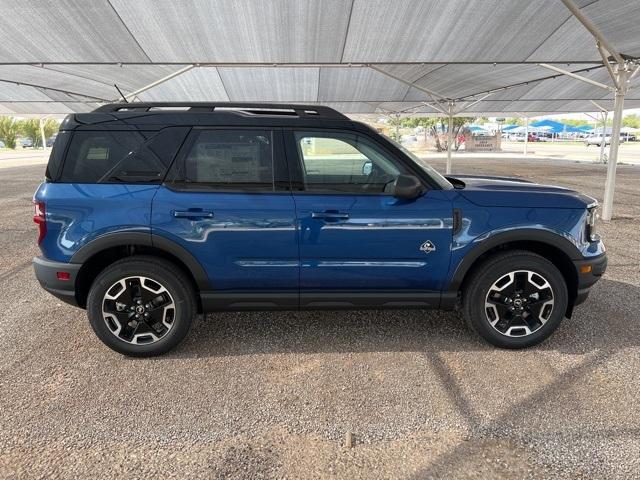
[420,240,436,253]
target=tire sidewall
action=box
[87,258,194,356]
[464,254,568,348]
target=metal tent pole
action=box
[446,103,453,174]
[599,110,607,164]
[524,116,529,157]
[39,117,46,150]
[602,68,628,221]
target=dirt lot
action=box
[1,158,639,479]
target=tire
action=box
[87,255,196,357]
[462,250,568,349]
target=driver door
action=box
[285,130,453,308]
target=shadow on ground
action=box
[171,279,640,359]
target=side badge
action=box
[420,240,436,254]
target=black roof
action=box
[65,102,355,130]
[93,102,349,119]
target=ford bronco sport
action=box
[33,103,606,356]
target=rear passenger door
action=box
[152,128,299,308]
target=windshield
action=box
[393,141,453,189]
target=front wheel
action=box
[87,256,196,356]
[462,251,568,349]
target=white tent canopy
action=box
[0,0,638,219]
[0,0,638,116]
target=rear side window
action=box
[45,130,71,181]
[171,129,274,191]
[59,131,146,183]
[58,128,189,183]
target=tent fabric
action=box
[0,0,638,115]
[530,120,584,133]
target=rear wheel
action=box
[87,256,196,356]
[462,251,568,349]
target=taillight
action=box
[33,200,46,244]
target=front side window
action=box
[294,132,405,194]
[173,129,274,191]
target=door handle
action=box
[311,211,350,220]
[173,210,214,219]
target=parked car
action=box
[0,140,5,148]
[46,134,57,147]
[509,133,540,142]
[33,103,606,356]
[584,134,625,146]
[19,138,33,148]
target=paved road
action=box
[0,161,639,479]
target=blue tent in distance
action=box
[530,119,584,133]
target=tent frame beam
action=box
[117,64,196,101]
[559,0,624,64]
[536,63,613,91]
[560,0,638,221]
[366,64,449,103]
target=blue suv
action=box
[33,103,606,356]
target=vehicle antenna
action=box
[114,84,129,103]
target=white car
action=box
[585,134,624,146]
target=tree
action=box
[17,118,60,147]
[397,116,477,151]
[43,119,60,141]
[448,117,475,151]
[0,117,20,149]
[386,114,403,141]
[622,114,640,129]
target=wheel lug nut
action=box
[144,312,149,317]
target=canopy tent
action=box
[509,125,553,134]
[0,0,638,117]
[468,125,489,133]
[530,119,584,133]
[0,0,638,219]
[502,125,520,132]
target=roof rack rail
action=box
[92,102,349,120]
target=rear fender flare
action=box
[70,231,210,290]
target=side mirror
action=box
[362,160,373,176]
[392,174,424,200]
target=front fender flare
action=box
[447,228,583,293]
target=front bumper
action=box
[572,252,607,307]
[33,256,82,307]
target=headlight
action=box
[586,205,599,242]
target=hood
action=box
[448,174,595,209]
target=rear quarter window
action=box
[59,131,146,183]
[45,130,71,181]
[57,128,189,184]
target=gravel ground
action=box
[0,158,639,479]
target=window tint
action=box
[45,130,71,181]
[58,128,189,184]
[294,132,404,194]
[174,129,274,190]
[59,131,146,183]
[98,127,189,183]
